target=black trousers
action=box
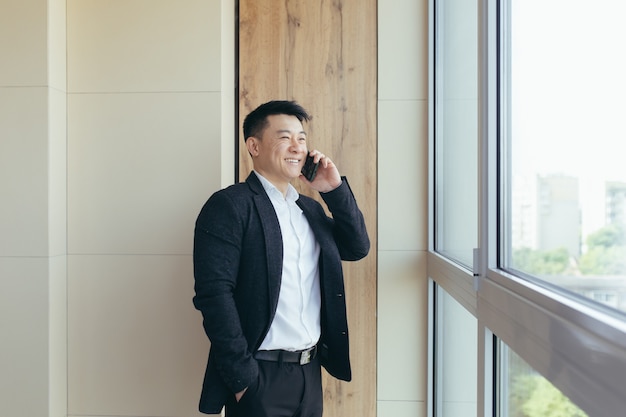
[225,356,323,417]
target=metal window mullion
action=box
[477,0,500,416]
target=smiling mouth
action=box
[285,158,301,165]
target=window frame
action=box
[428,0,626,416]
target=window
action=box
[430,1,626,417]
[434,285,477,417]
[503,0,626,315]
[433,0,479,268]
[498,341,587,417]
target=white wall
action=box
[0,1,428,416]
[377,0,430,416]
[0,0,67,416]
[65,1,227,416]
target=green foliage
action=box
[585,223,626,248]
[578,223,626,275]
[511,374,587,417]
[509,373,538,417]
[578,245,626,275]
[512,247,570,275]
[513,223,626,276]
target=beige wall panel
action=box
[49,254,68,417]
[0,257,50,417]
[378,100,428,251]
[378,0,428,101]
[238,1,377,415]
[377,250,428,401]
[68,254,208,417]
[0,87,50,257]
[48,0,67,90]
[48,87,68,256]
[378,400,427,417]
[67,0,220,93]
[377,0,429,414]
[68,92,221,255]
[0,0,48,86]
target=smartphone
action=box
[301,153,319,182]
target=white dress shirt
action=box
[255,171,322,351]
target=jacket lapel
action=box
[297,198,330,248]
[246,174,283,314]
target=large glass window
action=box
[430,1,626,417]
[503,0,626,314]
[434,0,479,267]
[434,285,477,417]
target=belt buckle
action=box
[299,348,311,365]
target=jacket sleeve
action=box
[320,177,370,261]
[192,191,258,394]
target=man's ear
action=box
[246,137,259,157]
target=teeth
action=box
[286,159,299,163]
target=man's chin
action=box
[286,169,303,180]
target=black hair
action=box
[243,100,311,141]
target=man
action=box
[193,100,370,416]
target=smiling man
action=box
[192,100,370,417]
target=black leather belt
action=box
[254,345,317,365]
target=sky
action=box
[510,0,626,238]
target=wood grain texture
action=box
[238,1,377,416]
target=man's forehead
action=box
[266,114,306,134]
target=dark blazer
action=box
[192,172,370,414]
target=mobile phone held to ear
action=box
[301,153,319,182]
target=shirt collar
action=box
[253,171,299,203]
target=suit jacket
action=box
[192,172,370,414]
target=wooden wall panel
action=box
[238,1,377,416]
